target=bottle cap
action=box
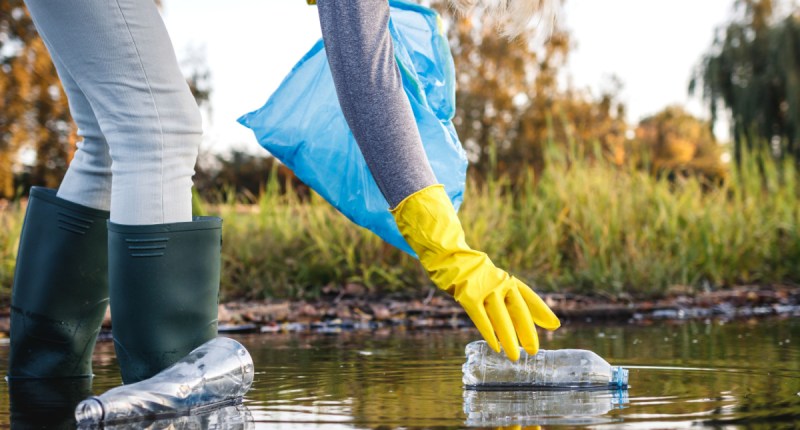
[75,398,104,424]
[611,367,629,388]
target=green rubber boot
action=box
[8,187,110,379]
[108,217,221,384]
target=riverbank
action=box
[3,147,800,301]
[7,284,794,336]
[212,284,800,333]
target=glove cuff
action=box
[391,184,492,293]
[390,184,447,214]
[390,185,465,259]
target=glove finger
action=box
[505,287,540,355]
[517,280,561,330]
[462,302,501,353]
[485,291,521,361]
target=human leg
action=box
[24,0,201,225]
[7,3,117,379]
[8,188,109,378]
[46,49,113,212]
[21,0,219,383]
[107,217,221,383]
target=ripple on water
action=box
[0,318,798,428]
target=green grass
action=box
[0,200,22,301]
[2,145,799,301]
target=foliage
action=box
[430,0,628,181]
[216,142,800,298]
[633,106,727,180]
[3,142,798,302]
[210,166,419,300]
[0,0,73,198]
[692,0,800,160]
[0,200,22,301]
[194,150,310,202]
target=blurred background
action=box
[1,0,799,301]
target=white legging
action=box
[24,0,201,225]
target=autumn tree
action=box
[430,0,628,180]
[0,0,73,198]
[634,106,726,180]
[692,0,800,161]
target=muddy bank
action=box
[0,285,797,336]
[214,284,800,333]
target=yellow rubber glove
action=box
[391,185,560,361]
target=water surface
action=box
[1,317,799,428]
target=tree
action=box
[430,0,628,180]
[0,0,73,198]
[634,106,727,180]
[194,151,309,201]
[692,0,800,161]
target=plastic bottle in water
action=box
[462,340,628,389]
[75,337,254,426]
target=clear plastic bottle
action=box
[462,340,628,389]
[75,337,254,426]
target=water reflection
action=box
[463,389,628,426]
[0,318,799,428]
[8,378,90,429]
[87,404,254,430]
[7,377,254,430]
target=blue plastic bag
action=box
[238,0,467,256]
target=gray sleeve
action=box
[317,0,437,208]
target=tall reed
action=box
[1,144,798,301]
[0,200,22,301]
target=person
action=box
[9,0,559,403]
[317,0,561,362]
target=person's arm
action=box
[316,0,436,209]
[317,0,559,360]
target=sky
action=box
[161,0,737,155]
